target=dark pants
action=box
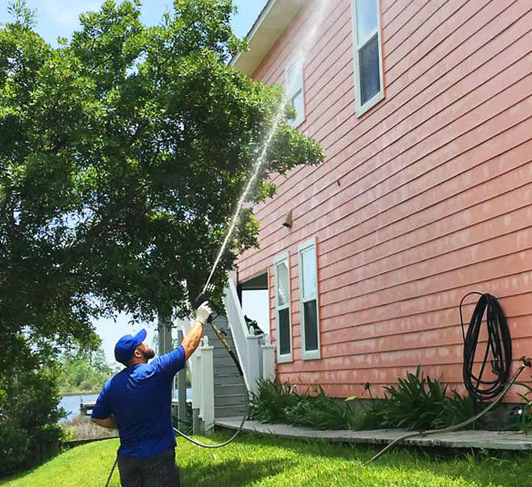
[117,448,180,487]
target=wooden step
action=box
[215,404,248,418]
[214,384,247,396]
[215,393,249,407]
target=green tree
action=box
[0,366,65,476]
[56,346,112,393]
[0,0,324,376]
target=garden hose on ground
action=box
[368,292,529,464]
[367,357,531,464]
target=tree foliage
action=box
[0,0,324,374]
[0,366,65,476]
[56,346,112,393]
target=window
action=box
[352,0,384,116]
[298,238,321,360]
[274,252,292,362]
[285,60,305,128]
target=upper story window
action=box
[352,0,384,116]
[274,252,293,363]
[298,238,321,360]
[285,60,305,128]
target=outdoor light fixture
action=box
[282,210,293,229]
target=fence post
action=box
[191,349,203,434]
[177,330,188,431]
[262,337,276,382]
[246,335,262,395]
[200,336,215,432]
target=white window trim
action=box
[274,251,293,363]
[351,0,385,117]
[285,59,305,128]
[298,237,321,360]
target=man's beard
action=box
[140,347,155,361]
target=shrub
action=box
[516,381,532,434]
[0,421,30,472]
[436,391,480,430]
[249,379,300,424]
[0,366,65,477]
[285,387,359,430]
[251,370,481,433]
[250,379,358,430]
[361,366,481,431]
[361,366,447,430]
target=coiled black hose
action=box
[459,292,512,401]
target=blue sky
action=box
[0,0,270,361]
[0,0,267,44]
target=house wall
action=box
[236,0,532,401]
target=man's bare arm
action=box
[90,415,117,430]
[181,319,205,360]
[181,302,212,360]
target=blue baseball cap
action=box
[114,329,147,365]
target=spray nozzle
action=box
[194,292,209,311]
[194,285,217,323]
[195,284,215,308]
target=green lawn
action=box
[2,433,531,487]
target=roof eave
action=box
[231,0,306,77]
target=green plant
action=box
[284,386,359,430]
[0,366,65,477]
[435,391,481,430]
[250,380,359,430]
[361,367,483,431]
[249,379,299,424]
[58,426,76,442]
[515,381,532,434]
[362,366,453,431]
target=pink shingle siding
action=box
[236,0,532,401]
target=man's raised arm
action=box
[181,302,212,360]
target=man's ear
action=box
[133,348,143,359]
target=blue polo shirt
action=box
[92,345,186,458]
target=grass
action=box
[1,432,531,487]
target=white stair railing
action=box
[199,336,214,431]
[222,273,268,395]
[176,318,215,433]
[181,273,277,424]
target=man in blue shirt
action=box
[91,302,212,486]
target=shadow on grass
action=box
[181,457,293,487]
[0,448,62,485]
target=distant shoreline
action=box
[61,391,100,397]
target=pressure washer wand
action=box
[194,291,244,377]
[104,289,251,487]
[164,290,249,450]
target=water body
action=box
[59,394,99,422]
[59,389,193,422]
